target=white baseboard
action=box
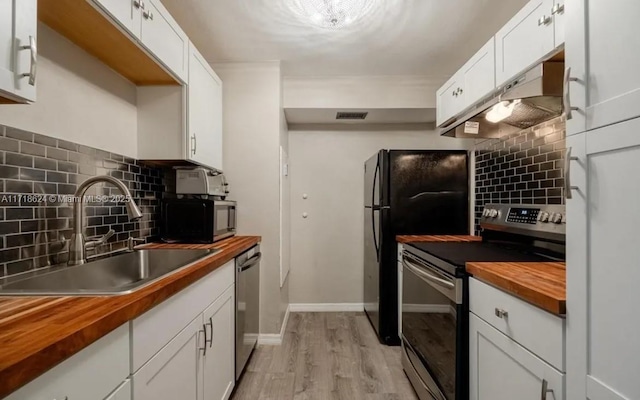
[403,304,451,313]
[288,303,365,312]
[257,304,291,346]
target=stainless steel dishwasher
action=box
[235,244,261,380]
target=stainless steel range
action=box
[400,203,566,400]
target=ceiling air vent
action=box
[336,111,368,120]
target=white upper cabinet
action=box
[552,0,566,48]
[461,38,496,110]
[495,0,556,86]
[436,72,464,127]
[92,0,142,38]
[138,42,224,171]
[0,0,37,103]
[139,0,188,82]
[188,43,224,171]
[89,0,188,82]
[436,38,495,128]
[565,0,640,135]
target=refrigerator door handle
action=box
[372,158,381,262]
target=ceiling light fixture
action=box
[292,0,373,29]
[486,100,520,123]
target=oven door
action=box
[401,252,463,400]
[213,201,236,241]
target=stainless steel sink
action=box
[0,249,217,296]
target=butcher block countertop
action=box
[0,235,260,398]
[396,235,481,243]
[466,262,566,315]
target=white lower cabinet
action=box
[469,277,565,400]
[106,380,132,400]
[5,324,130,400]
[202,285,235,400]
[133,316,202,400]
[470,313,564,400]
[132,260,236,400]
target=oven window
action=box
[402,261,457,400]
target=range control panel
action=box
[480,203,566,240]
[506,208,540,224]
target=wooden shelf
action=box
[38,0,179,86]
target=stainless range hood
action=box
[440,61,565,139]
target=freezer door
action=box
[389,151,469,234]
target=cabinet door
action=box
[187,43,224,171]
[91,0,142,39]
[552,0,565,47]
[495,0,555,86]
[0,0,36,103]
[469,313,564,400]
[139,0,188,82]
[105,379,132,400]
[202,285,235,400]
[133,315,204,400]
[436,73,463,127]
[461,38,496,110]
[565,0,640,135]
[566,118,640,400]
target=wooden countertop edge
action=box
[466,263,566,316]
[396,235,481,243]
[0,236,260,398]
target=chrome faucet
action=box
[68,176,143,265]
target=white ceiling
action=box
[161,0,528,78]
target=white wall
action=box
[0,24,138,157]
[215,62,289,335]
[288,128,474,304]
[283,76,441,109]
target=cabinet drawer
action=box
[469,278,565,371]
[5,324,129,400]
[131,260,234,372]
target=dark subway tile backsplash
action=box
[0,124,168,278]
[474,116,566,234]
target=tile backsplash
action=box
[474,116,566,234]
[0,125,166,277]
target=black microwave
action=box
[161,199,236,243]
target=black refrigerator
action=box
[364,150,469,345]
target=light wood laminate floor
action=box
[232,312,419,400]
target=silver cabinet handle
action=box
[563,67,579,120]
[133,0,144,9]
[538,15,552,26]
[495,308,508,319]
[19,35,37,86]
[564,147,579,199]
[551,3,565,14]
[191,134,197,155]
[143,10,154,20]
[541,379,554,399]
[207,317,213,348]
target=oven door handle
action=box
[402,259,455,289]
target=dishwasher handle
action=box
[239,252,262,271]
